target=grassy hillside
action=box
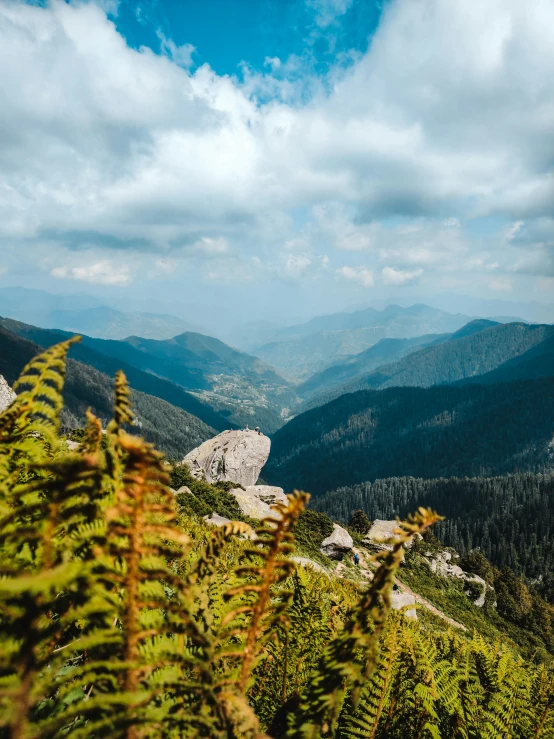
[0,325,215,458]
[264,379,554,496]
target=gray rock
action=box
[292,556,328,574]
[0,375,16,414]
[203,512,232,527]
[364,519,419,551]
[229,484,287,520]
[424,551,492,608]
[66,439,80,451]
[175,486,192,495]
[182,429,271,487]
[390,590,417,620]
[320,524,353,559]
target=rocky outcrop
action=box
[0,375,16,414]
[320,524,353,559]
[182,429,270,487]
[424,550,491,607]
[364,519,419,552]
[229,484,287,520]
[203,512,232,527]
[390,590,417,619]
[291,556,328,574]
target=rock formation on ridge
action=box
[182,429,270,487]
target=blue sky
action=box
[114,0,383,80]
[0,0,553,323]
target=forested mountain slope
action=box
[0,317,293,432]
[255,304,473,379]
[264,379,554,496]
[313,472,554,601]
[297,332,447,400]
[0,326,215,458]
[302,320,554,410]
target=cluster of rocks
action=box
[181,429,356,560]
[0,375,16,414]
[423,550,491,607]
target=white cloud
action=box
[489,276,513,292]
[282,254,312,280]
[51,261,132,286]
[381,266,424,286]
[337,265,374,287]
[194,237,229,255]
[0,0,553,300]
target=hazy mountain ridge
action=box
[255,304,477,379]
[297,333,449,400]
[0,287,201,340]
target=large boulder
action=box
[0,375,16,414]
[229,485,287,520]
[390,590,417,620]
[320,524,353,560]
[364,519,419,552]
[182,429,270,487]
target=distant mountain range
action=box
[0,287,202,340]
[0,325,216,459]
[0,317,296,433]
[299,320,554,410]
[254,304,481,379]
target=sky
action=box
[0,0,553,322]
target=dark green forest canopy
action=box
[264,379,554,496]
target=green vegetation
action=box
[400,544,554,663]
[348,509,371,535]
[169,462,244,521]
[266,379,554,495]
[0,339,553,737]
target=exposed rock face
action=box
[291,556,328,574]
[183,429,270,487]
[390,590,417,619]
[320,524,353,559]
[229,484,287,520]
[425,550,491,607]
[203,512,232,527]
[364,519,419,551]
[0,375,16,414]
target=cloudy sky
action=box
[1,0,553,320]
